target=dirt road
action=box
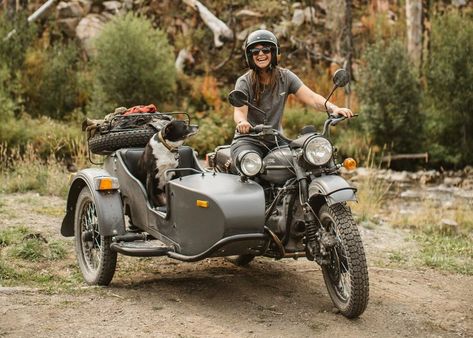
[1,193,472,337]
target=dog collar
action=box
[158,130,178,152]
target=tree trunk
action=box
[406,0,423,69]
[341,0,353,107]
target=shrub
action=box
[187,113,234,156]
[357,40,423,155]
[21,43,82,119]
[424,12,473,167]
[92,13,176,115]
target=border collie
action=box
[137,120,197,206]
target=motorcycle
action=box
[206,69,369,318]
[61,68,368,319]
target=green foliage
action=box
[187,113,234,156]
[21,44,83,119]
[358,40,423,154]
[0,13,36,117]
[92,13,176,114]
[424,12,473,167]
[415,233,473,275]
[0,13,36,73]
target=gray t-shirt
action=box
[234,68,303,131]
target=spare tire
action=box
[88,126,156,155]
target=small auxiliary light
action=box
[196,200,209,208]
[343,158,357,171]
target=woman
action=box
[231,29,353,166]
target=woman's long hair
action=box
[250,66,281,106]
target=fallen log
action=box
[182,0,233,47]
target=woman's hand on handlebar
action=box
[332,107,354,118]
[236,120,252,134]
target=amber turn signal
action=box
[196,200,209,208]
[343,158,357,171]
[94,177,119,191]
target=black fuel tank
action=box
[260,146,294,185]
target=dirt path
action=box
[1,192,472,337]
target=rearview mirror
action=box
[333,69,350,88]
[228,90,248,107]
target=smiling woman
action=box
[230,29,354,171]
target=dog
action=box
[137,120,197,207]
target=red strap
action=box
[123,104,158,115]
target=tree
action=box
[358,40,423,155]
[406,0,423,69]
[424,12,473,167]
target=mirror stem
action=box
[244,100,268,125]
[324,85,338,117]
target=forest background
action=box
[0,0,472,186]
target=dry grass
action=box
[0,139,88,197]
[349,150,391,223]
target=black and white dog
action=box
[137,120,197,206]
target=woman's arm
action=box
[294,84,353,118]
[234,105,252,134]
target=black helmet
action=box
[244,29,279,70]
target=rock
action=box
[440,219,459,235]
[103,1,122,13]
[292,9,305,26]
[400,190,423,199]
[123,0,134,10]
[57,1,84,18]
[78,0,92,15]
[304,6,317,23]
[443,177,462,187]
[389,171,411,183]
[57,17,80,37]
[235,9,262,18]
[452,0,467,7]
[76,14,108,56]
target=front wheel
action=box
[319,203,369,318]
[74,187,117,285]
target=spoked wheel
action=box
[319,203,369,318]
[74,187,117,285]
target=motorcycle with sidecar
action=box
[61,68,369,318]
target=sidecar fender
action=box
[308,175,357,206]
[61,168,126,237]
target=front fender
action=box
[61,168,125,237]
[308,175,357,206]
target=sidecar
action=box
[61,146,268,285]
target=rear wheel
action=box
[74,187,117,285]
[319,203,369,318]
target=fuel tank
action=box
[260,146,294,185]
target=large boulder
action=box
[57,17,80,37]
[57,1,85,18]
[75,14,108,56]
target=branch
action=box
[182,0,233,47]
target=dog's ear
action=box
[162,121,175,137]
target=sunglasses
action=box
[250,46,272,56]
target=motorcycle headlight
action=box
[304,136,333,166]
[237,151,262,176]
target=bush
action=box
[92,13,176,114]
[21,44,83,119]
[187,113,234,156]
[424,12,473,167]
[357,40,423,155]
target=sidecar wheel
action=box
[88,127,156,155]
[74,187,117,285]
[319,203,369,318]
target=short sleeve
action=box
[286,69,303,94]
[234,73,251,98]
